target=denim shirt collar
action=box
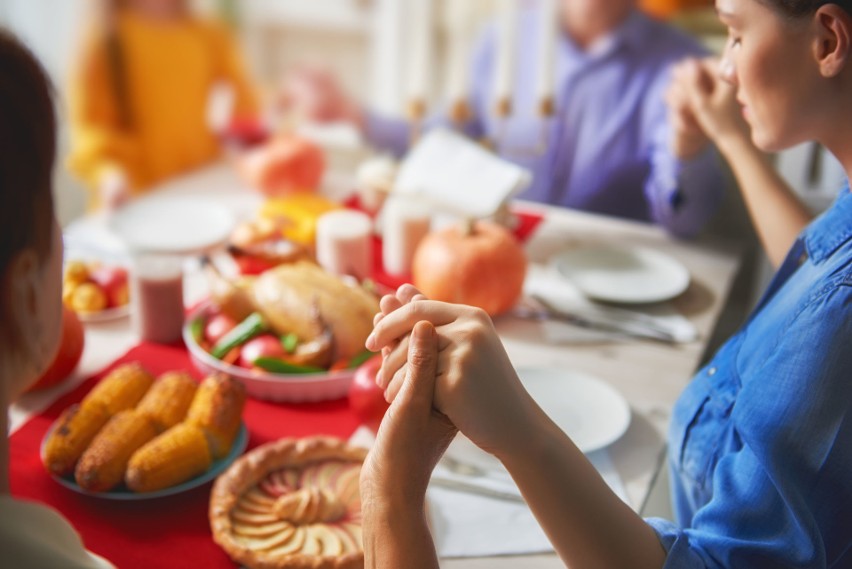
[803,181,852,264]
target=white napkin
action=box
[348,427,629,559]
[520,263,698,344]
[393,128,531,219]
[429,449,627,558]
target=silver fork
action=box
[514,294,678,344]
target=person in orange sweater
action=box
[66,0,260,210]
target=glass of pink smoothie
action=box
[130,254,185,344]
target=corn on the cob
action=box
[75,409,158,492]
[126,422,212,493]
[42,401,111,476]
[136,371,198,432]
[84,362,154,415]
[186,374,246,459]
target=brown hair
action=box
[760,0,851,17]
[0,30,57,281]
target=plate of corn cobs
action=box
[40,362,248,499]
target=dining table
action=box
[9,162,744,568]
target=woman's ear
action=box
[814,5,852,78]
[5,248,49,371]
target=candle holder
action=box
[487,95,555,159]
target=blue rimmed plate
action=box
[43,423,248,500]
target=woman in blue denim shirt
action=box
[360,1,852,568]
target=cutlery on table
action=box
[430,456,525,503]
[514,294,679,344]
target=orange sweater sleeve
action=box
[65,30,143,199]
[208,22,260,120]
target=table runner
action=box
[10,342,361,568]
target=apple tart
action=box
[210,436,367,569]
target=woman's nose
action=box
[718,54,737,86]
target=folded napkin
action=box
[349,427,629,559]
[394,128,532,219]
[519,263,698,344]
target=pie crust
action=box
[210,436,367,569]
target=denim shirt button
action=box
[708,367,717,376]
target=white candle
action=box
[535,0,558,116]
[381,196,431,277]
[315,210,373,282]
[494,0,518,117]
[447,34,470,107]
[407,0,434,117]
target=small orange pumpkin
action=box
[237,133,325,196]
[411,219,527,316]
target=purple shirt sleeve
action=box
[643,68,725,238]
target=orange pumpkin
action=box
[412,220,527,316]
[236,133,325,196]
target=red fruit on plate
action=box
[239,334,286,368]
[204,313,238,344]
[27,306,85,392]
[89,265,130,308]
[348,355,388,433]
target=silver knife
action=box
[516,294,678,344]
[430,475,527,503]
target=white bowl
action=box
[183,301,355,403]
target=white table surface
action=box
[11,162,744,568]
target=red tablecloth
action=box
[9,343,361,568]
[9,206,544,567]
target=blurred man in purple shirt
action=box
[285,0,723,238]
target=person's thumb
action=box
[395,321,438,412]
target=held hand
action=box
[360,321,457,507]
[278,67,365,130]
[367,285,537,462]
[98,167,131,212]
[666,60,711,159]
[673,57,751,156]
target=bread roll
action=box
[85,362,154,415]
[42,401,111,476]
[75,409,158,492]
[137,371,198,432]
[186,374,246,459]
[126,423,212,493]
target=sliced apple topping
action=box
[308,523,344,556]
[274,487,346,524]
[264,526,307,557]
[236,523,297,552]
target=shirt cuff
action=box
[645,517,705,569]
[363,110,412,158]
[669,146,719,210]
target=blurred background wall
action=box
[0,0,843,245]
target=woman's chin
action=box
[750,128,790,154]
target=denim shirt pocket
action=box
[671,335,744,491]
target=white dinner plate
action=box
[552,245,690,304]
[76,305,130,323]
[444,368,631,471]
[108,197,234,254]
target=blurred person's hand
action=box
[666,58,711,159]
[670,57,751,156]
[279,67,365,131]
[98,167,131,212]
